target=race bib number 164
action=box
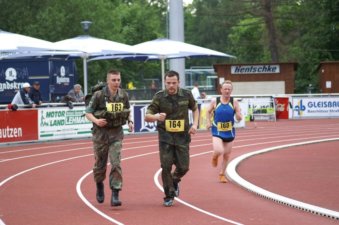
[165,120,184,132]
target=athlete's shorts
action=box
[213,135,234,143]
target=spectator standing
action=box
[191,82,201,100]
[150,80,157,95]
[29,81,43,105]
[200,92,207,100]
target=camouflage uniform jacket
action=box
[146,88,197,145]
[85,86,130,143]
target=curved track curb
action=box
[226,138,339,220]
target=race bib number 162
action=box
[106,103,124,112]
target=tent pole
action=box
[161,58,165,90]
[83,57,88,95]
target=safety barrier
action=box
[1,94,339,145]
[1,100,246,145]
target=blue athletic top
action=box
[211,97,235,141]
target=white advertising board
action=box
[292,97,339,118]
[39,107,92,140]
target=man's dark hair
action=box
[165,70,179,80]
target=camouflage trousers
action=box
[159,141,190,199]
[92,140,123,190]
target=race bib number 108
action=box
[217,121,232,131]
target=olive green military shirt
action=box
[146,88,197,145]
[86,86,130,143]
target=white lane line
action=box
[0,142,92,154]
[0,147,91,162]
[0,136,158,155]
[0,147,159,187]
[0,144,157,163]
[2,134,339,224]
[3,131,339,163]
[0,154,92,187]
[0,154,93,225]
[0,151,159,225]
[0,126,333,155]
[227,138,339,220]
[153,169,244,225]
[76,151,159,225]
[76,171,124,225]
[76,146,232,225]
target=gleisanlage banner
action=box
[292,97,339,118]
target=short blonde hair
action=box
[222,80,232,85]
[220,80,233,89]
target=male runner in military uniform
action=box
[85,69,134,207]
[145,70,199,207]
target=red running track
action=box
[0,119,339,225]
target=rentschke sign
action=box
[231,65,280,74]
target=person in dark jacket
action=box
[11,82,36,108]
[29,81,43,105]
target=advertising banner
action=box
[133,101,246,133]
[49,60,77,102]
[292,97,339,118]
[231,65,280,74]
[198,102,209,129]
[133,104,156,133]
[0,59,77,104]
[246,97,275,121]
[198,101,246,129]
[0,109,38,143]
[0,59,50,104]
[39,107,92,140]
[236,101,247,128]
[133,104,195,133]
[275,97,289,119]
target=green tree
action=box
[275,0,338,92]
[0,0,167,89]
[184,0,240,68]
[185,0,339,93]
[228,17,270,63]
[1,0,338,94]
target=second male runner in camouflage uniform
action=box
[85,69,134,207]
[145,70,199,207]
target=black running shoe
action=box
[173,182,180,197]
[163,198,174,207]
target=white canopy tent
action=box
[0,29,76,59]
[0,29,59,52]
[90,38,236,89]
[53,27,148,95]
